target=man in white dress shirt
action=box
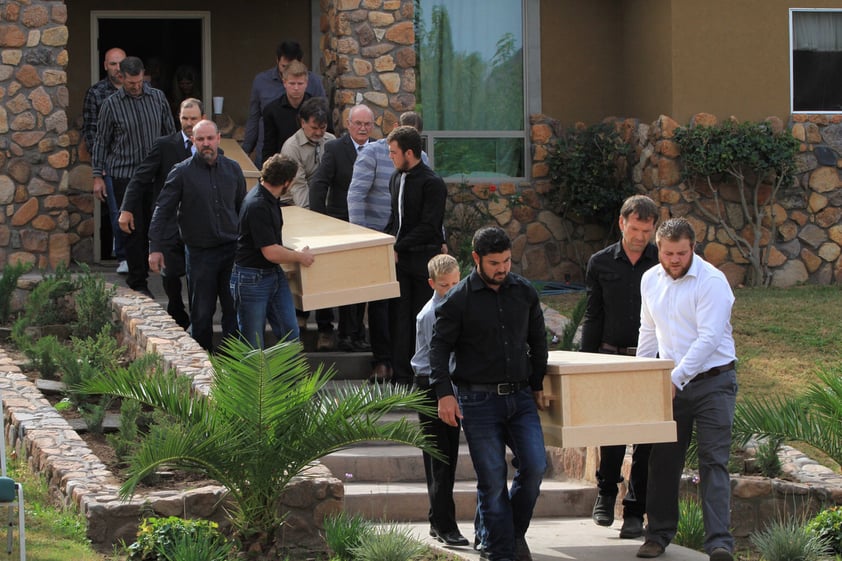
[635,217,737,561]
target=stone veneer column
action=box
[0,0,91,270]
[319,0,417,137]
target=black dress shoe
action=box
[620,516,644,538]
[636,540,665,558]
[592,494,616,526]
[433,529,469,547]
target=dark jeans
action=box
[390,252,435,384]
[596,443,651,519]
[645,369,737,554]
[230,264,298,348]
[105,175,126,261]
[458,386,546,561]
[368,298,392,366]
[338,302,366,341]
[185,242,237,351]
[418,384,461,534]
[113,177,152,292]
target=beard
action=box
[477,265,507,286]
[200,148,216,163]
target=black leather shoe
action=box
[592,494,615,526]
[432,529,469,547]
[620,516,644,538]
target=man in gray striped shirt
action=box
[91,56,175,296]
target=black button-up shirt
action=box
[149,153,246,251]
[580,240,659,352]
[236,183,284,269]
[429,270,548,399]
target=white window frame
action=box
[790,7,842,114]
[421,0,541,181]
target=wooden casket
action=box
[219,139,260,181]
[279,206,399,311]
[538,351,676,448]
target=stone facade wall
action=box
[0,1,92,270]
[319,0,417,137]
[0,282,342,551]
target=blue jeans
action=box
[645,369,737,554]
[458,386,546,561]
[105,175,126,260]
[230,264,298,348]
[185,243,237,351]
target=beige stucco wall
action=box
[64,0,315,128]
[539,0,624,125]
[621,0,673,123]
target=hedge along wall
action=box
[448,112,842,288]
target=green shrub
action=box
[127,516,229,561]
[59,325,124,407]
[0,261,31,322]
[23,334,63,380]
[751,518,830,561]
[108,398,143,464]
[674,497,705,551]
[324,512,375,561]
[161,532,233,561]
[807,506,842,556]
[755,437,783,478]
[73,264,116,339]
[350,523,428,561]
[558,294,586,351]
[546,121,634,222]
[18,264,76,327]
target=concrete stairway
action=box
[318,410,597,524]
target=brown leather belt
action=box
[599,342,637,356]
[689,361,736,383]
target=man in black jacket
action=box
[119,98,204,328]
[310,104,375,351]
[148,120,246,351]
[385,125,447,386]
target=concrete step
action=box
[322,445,477,482]
[342,479,596,522]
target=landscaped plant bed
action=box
[0,282,343,554]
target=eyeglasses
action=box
[350,120,373,128]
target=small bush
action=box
[161,532,233,561]
[126,516,230,561]
[558,294,586,351]
[751,518,830,561]
[350,523,428,561]
[807,506,842,556]
[108,398,143,464]
[23,334,63,380]
[674,497,705,551]
[755,437,783,478]
[59,325,124,406]
[0,261,31,322]
[324,512,375,561]
[73,264,117,339]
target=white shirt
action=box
[637,253,736,390]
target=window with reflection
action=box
[792,9,842,113]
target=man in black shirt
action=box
[148,120,246,351]
[430,226,548,561]
[231,154,315,348]
[581,194,659,538]
[385,125,447,386]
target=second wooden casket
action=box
[279,206,400,311]
[219,139,261,182]
[538,350,676,448]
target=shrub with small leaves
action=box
[755,437,783,478]
[23,335,63,380]
[751,518,830,561]
[807,506,842,556]
[73,264,117,339]
[126,516,229,561]
[0,261,31,323]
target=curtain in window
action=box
[793,11,842,52]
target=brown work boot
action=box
[636,541,665,558]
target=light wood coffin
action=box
[538,351,676,448]
[279,206,400,311]
[219,139,260,181]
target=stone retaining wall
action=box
[0,284,342,551]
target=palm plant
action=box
[733,366,842,466]
[77,338,437,548]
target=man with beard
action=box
[385,125,447,387]
[148,120,246,352]
[118,97,205,329]
[431,226,548,561]
[636,217,737,561]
